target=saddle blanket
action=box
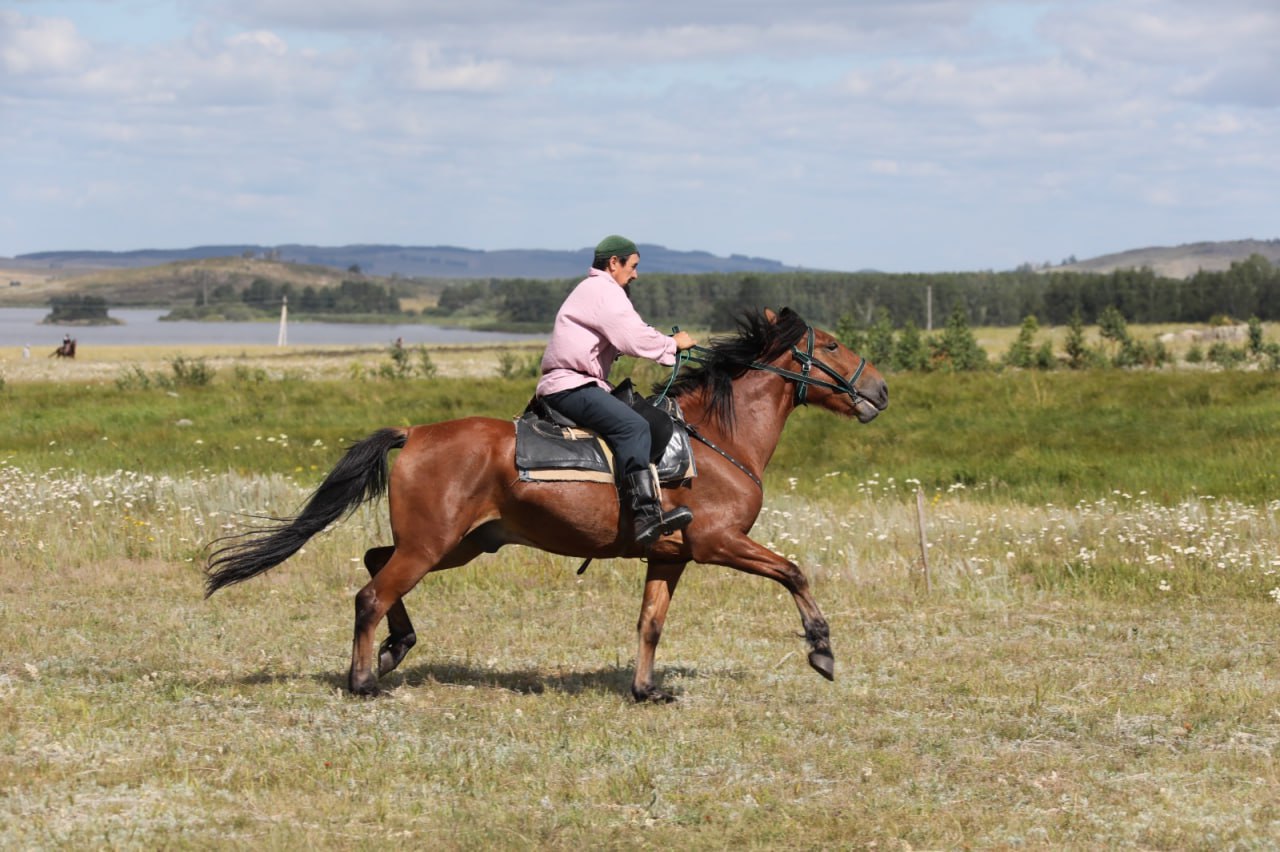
[514,397,696,486]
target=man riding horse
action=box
[535,235,698,546]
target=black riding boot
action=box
[624,470,693,546]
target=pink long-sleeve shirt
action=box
[536,268,678,397]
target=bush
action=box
[1247,316,1264,354]
[1207,343,1246,368]
[382,342,414,380]
[378,343,438,380]
[893,321,930,372]
[496,350,540,379]
[233,365,269,384]
[1064,309,1090,370]
[930,305,988,371]
[866,308,896,369]
[1003,315,1040,369]
[169,356,215,387]
[115,365,153,391]
[417,347,438,378]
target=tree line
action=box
[165,277,402,320]
[431,253,1280,332]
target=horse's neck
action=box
[688,372,793,476]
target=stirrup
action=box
[659,506,693,535]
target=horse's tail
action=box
[204,427,408,597]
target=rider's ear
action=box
[764,308,778,323]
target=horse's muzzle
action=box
[852,380,888,422]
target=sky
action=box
[2,0,1278,272]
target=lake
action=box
[0,308,544,349]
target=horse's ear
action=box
[764,308,778,323]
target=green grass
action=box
[775,369,1280,504]
[4,368,1278,504]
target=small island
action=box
[42,294,123,326]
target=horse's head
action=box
[765,308,888,423]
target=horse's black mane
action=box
[655,308,809,431]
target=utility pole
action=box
[277,295,288,347]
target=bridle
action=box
[684,324,870,408]
[668,324,872,493]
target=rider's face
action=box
[608,253,639,287]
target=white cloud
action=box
[0,11,89,75]
[227,30,289,56]
[395,42,510,92]
[2,0,1278,270]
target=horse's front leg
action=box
[699,535,835,681]
[632,560,686,703]
[363,546,417,676]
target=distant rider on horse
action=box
[535,235,697,545]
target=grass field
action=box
[2,343,1279,848]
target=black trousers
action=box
[542,384,650,476]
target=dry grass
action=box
[2,468,1278,848]
[0,342,544,384]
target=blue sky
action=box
[2,0,1277,271]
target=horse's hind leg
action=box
[364,546,417,677]
[350,537,488,696]
[632,560,686,703]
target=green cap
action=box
[594,234,638,260]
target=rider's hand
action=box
[672,331,697,351]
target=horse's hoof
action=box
[377,634,416,676]
[632,686,677,704]
[808,650,835,681]
[348,674,381,697]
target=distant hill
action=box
[1054,239,1280,278]
[7,243,796,279]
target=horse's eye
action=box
[825,341,839,351]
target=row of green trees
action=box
[431,253,1280,332]
[843,305,1280,373]
[170,278,403,319]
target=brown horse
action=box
[205,308,888,701]
[51,338,76,358]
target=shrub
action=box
[1247,316,1264,354]
[1064,309,1090,370]
[417,347,438,379]
[170,356,215,387]
[382,342,413,380]
[115,365,153,391]
[1003,315,1040,369]
[893,321,930,372]
[1207,342,1246,368]
[866,308,896,370]
[930,305,988,371]
[1263,342,1280,371]
[496,350,540,380]
[233,364,269,384]
[835,313,866,355]
[1033,341,1056,370]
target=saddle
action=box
[514,380,697,486]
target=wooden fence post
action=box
[915,487,931,592]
